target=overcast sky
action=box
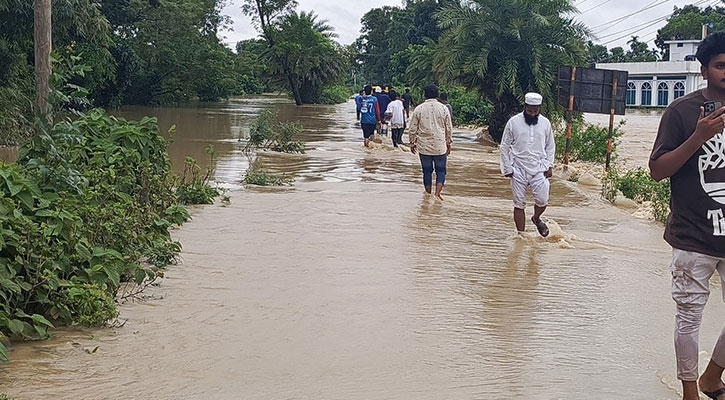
[219,0,721,51]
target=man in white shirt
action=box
[409,84,453,200]
[385,91,406,147]
[500,92,555,237]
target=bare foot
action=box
[435,192,443,201]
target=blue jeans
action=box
[419,154,447,188]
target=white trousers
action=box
[671,248,725,381]
[510,167,550,209]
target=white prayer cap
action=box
[525,92,543,106]
[375,87,382,93]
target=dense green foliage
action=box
[245,111,305,154]
[0,109,198,360]
[433,0,588,141]
[355,0,457,85]
[0,0,271,142]
[655,4,725,60]
[554,118,624,163]
[355,0,589,140]
[244,165,294,186]
[319,85,353,105]
[602,167,671,223]
[242,1,350,105]
[443,87,493,126]
[176,147,221,205]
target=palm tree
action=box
[434,0,588,142]
[265,11,347,104]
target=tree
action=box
[355,6,400,84]
[235,39,272,94]
[655,4,725,60]
[433,0,588,142]
[242,0,305,105]
[608,46,626,62]
[265,11,348,103]
[0,0,112,143]
[586,41,609,66]
[94,0,238,105]
[355,0,459,85]
[625,35,658,62]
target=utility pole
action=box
[34,0,52,116]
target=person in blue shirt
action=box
[354,90,363,121]
[357,84,380,147]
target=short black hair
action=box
[424,84,439,99]
[364,84,372,95]
[696,30,725,66]
[389,91,398,100]
[439,92,448,101]
[405,88,410,92]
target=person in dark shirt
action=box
[649,31,725,400]
[439,92,453,123]
[355,90,363,121]
[403,88,414,118]
[374,87,391,135]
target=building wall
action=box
[668,41,699,62]
[596,61,705,107]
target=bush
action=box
[0,109,190,360]
[601,166,671,223]
[444,86,493,126]
[245,111,305,154]
[318,85,351,105]
[61,284,118,327]
[175,147,220,205]
[243,164,294,186]
[555,117,625,163]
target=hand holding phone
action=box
[695,100,725,144]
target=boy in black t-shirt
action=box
[650,31,725,400]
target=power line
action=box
[595,13,670,39]
[580,0,615,14]
[600,17,670,45]
[596,0,716,46]
[592,0,670,31]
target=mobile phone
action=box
[704,100,722,117]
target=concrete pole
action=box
[34,0,52,116]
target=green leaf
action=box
[134,268,146,285]
[31,314,54,329]
[102,265,120,287]
[75,242,91,260]
[6,180,22,196]
[7,319,23,335]
[35,210,55,217]
[34,324,48,338]
[0,279,21,294]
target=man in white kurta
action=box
[500,92,555,237]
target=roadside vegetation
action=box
[0,58,220,361]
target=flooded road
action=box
[0,98,719,399]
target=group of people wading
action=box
[355,31,725,400]
[355,83,555,238]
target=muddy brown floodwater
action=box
[0,98,721,399]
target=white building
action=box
[596,39,705,107]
